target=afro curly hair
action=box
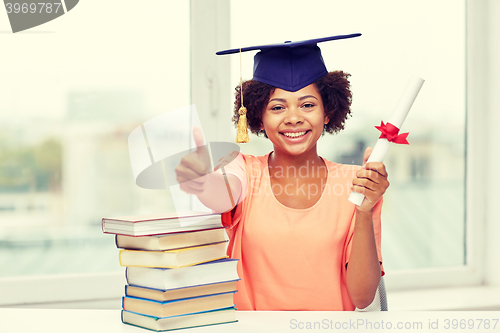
[232,71,353,138]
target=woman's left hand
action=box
[351,147,390,213]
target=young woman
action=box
[175,35,389,311]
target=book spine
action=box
[118,250,124,266]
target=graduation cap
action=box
[216,33,361,92]
[216,33,362,142]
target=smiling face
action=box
[261,83,329,158]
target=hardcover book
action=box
[125,280,238,302]
[102,212,223,236]
[121,307,237,332]
[125,258,239,290]
[119,242,228,268]
[115,228,226,251]
[122,292,235,318]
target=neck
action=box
[269,147,323,172]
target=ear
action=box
[324,115,330,125]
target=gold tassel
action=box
[236,106,249,143]
[236,48,249,143]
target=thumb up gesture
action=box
[175,126,211,195]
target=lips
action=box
[280,130,311,139]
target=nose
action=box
[284,107,304,125]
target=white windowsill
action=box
[388,285,500,311]
[3,277,500,312]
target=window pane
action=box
[229,0,465,270]
[0,1,190,277]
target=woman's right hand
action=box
[175,126,211,195]
[175,127,242,213]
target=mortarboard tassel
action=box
[236,105,249,143]
[236,48,249,143]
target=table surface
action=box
[1,308,499,333]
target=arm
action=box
[195,172,242,213]
[345,208,381,309]
[346,147,389,309]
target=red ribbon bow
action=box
[375,121,409,145]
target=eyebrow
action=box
[268,98,287,103]
[268,95,319,103]
[299,95,319,101]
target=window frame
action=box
[1,0,495,306]
[385,0,487,292]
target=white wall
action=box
[484,0,500,287]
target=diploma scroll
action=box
[348,75,425,206]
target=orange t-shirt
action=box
[218,152,383,311]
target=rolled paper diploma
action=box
[348,75,425,206]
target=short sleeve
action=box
[344,197,384,276]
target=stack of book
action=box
[102,212,239,331]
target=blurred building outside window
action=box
[0,0,474,304]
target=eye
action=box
[270,105,285,112]
[302,102,315,109]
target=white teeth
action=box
[283,131,307,138]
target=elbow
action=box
[346,274,380,309]
[351,292,377,310]
[346,265,381,309]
